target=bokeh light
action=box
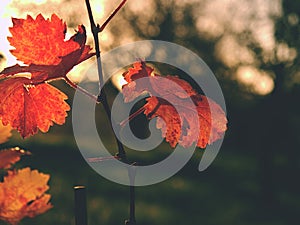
[0,0,286,95]
[236,66,274,95]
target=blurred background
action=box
[0,0,300,225]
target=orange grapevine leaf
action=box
[0,168,52,225]
[0,78,70,138]
[122,61,227,149]
[8,14,84,65]
[0,121,12,144]
[2,14,95,82]
[0,14,95,137]
[0,147,31,170]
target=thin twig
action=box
[85,0,100,33]
[85,0,102,86]
[99,0,128,32]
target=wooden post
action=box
[125,165,137,225]
[74,186,88,225]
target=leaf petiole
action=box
[64,76,99,103]
[120,105,146,127]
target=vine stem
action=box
[84,1,137,224]
[85,0,126,159]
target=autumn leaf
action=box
[0,78,70,138]
[7,14,90,66]
[0,168,52,225]
[0,147,31,170]
[122,62,198,103]
[2,14,94,82]
[122,61,227,149]
[0,14,95,137]
[0,121,12,144]
[144,97,182,148]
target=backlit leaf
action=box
[122,61,227,149]
[8,14,80,65]
[0,14,95,137]
[0,78,70,138]
[0,168,52,225]
[0,147,30,170]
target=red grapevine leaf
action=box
[8,14,79,65]
[0,147,31,170]
[192,95,228,148]
[144,97,182,148]
[122,61,155,102]
[0,78,70,138]
[146,95,227,148]
[122,61,228,149]
[2,20,95,82]
[0,42,93,83]
[0,14,95,137]
[123,61,154,83]
[122,62,197,102]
